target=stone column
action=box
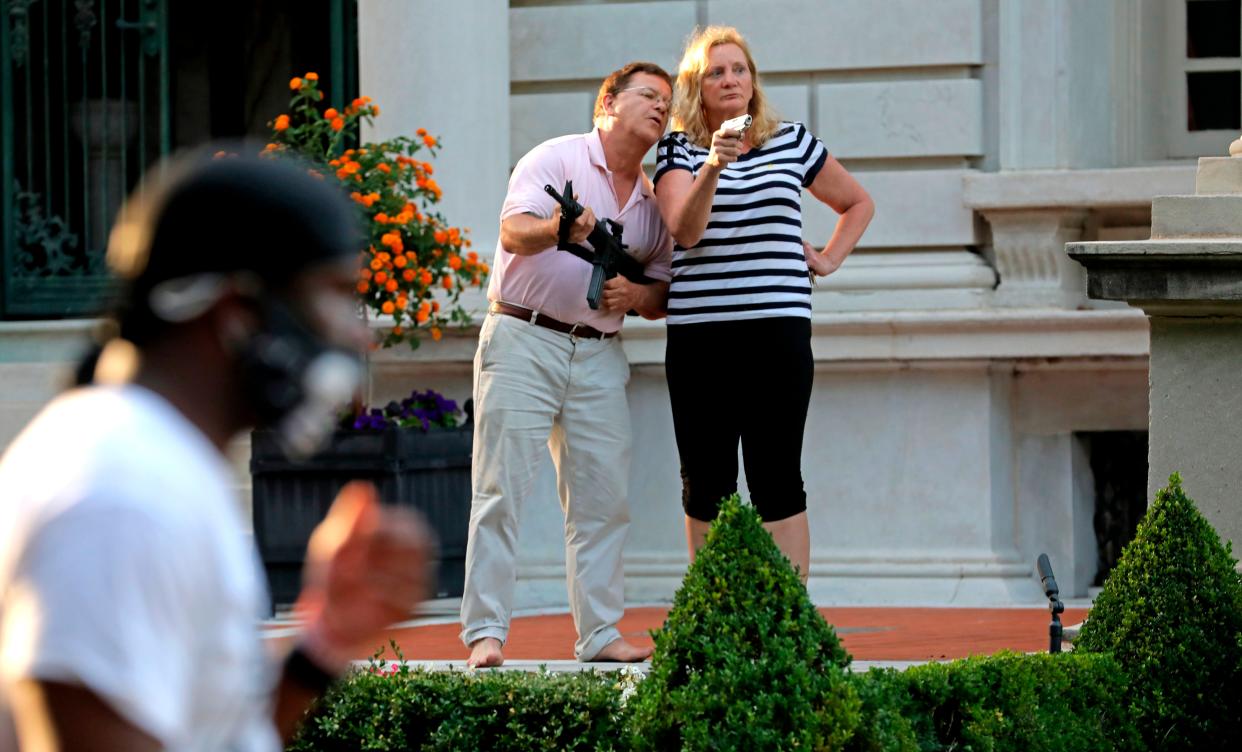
[1069,153,1242,552]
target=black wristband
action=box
[285,645,339,694]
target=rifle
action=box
[543,180,655,310]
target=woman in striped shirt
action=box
[654,25,874,581]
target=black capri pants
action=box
[665,316,813,523]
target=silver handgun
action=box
[721,114,752,133]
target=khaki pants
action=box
[459,312,632,660]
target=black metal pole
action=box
[1037,553,1065,654]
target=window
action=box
[1169,0,1242,156]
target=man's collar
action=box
[588,127,657,200]
[586,127,609,172]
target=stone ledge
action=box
[366,308,1150,367]
[963,165,1196,210]
[1068,239,1242,313]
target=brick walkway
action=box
[266,605,1090,663]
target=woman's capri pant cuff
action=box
[683,493,807,523]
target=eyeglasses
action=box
[617,86,671,109]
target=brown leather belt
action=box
[489,301,617,340]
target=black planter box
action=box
[250,424,472,613]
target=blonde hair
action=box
[671,26,781,149]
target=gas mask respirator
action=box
[232,295,363,459]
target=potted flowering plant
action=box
[249,73,482,611]
[251,387,475,611]
[263,71,488,348]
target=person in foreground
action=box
[461,61,674,668]
[0,150,434,751]
[654,26,874,581]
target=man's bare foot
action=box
[586,637,653,663]
[467,637,504,668]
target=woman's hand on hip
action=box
[803,241,841,277]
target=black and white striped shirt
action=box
[653,121,828,325]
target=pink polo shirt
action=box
[488,128,672,333]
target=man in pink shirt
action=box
[461,62,673,667]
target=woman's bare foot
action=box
[467,637,504,668]
[586,637,653,663]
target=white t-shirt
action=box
[0,385,278,751]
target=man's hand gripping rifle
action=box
[543,180,655,310]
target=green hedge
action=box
[288,478,1242,750]
[846,652,1141,752]
[1073,473,1242,750]
[626,496,859,751]
[288,651,1140,752]
[289,662,631,751]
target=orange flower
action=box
[432,301,440,313]
[431,327,442,342]
[423,134,437,148]
[448,255,462,271]
[369,258,382,271]
[434,230,448,245]
[394,255,408,268]
[385,279,398,293]
[441,275,453,291]
[371,105,380,116]
[416,309,430,324]
[391,325,403,336]
[377,163,391,174]
[375,213,389,224]
[402,269,416,282]
[356,281,370,293]
[330,117,345,132]
[419,270,433,286]
[418,301,432,314]
[264,143,278,152]
[416,128,427,136]
[289,77,303,90]
[305,72,319,81]
[395,296,408,309]
[274,114,290,131]
[360,268,373,280]
[381,300,395,314]
[323,107,338,120]
[467,251,479,262]
[374,271,388,284]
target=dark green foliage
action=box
[1074,473,1242,750]
[845,652,1140,752]
[627,496,861,751]
[288,661,630,751]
